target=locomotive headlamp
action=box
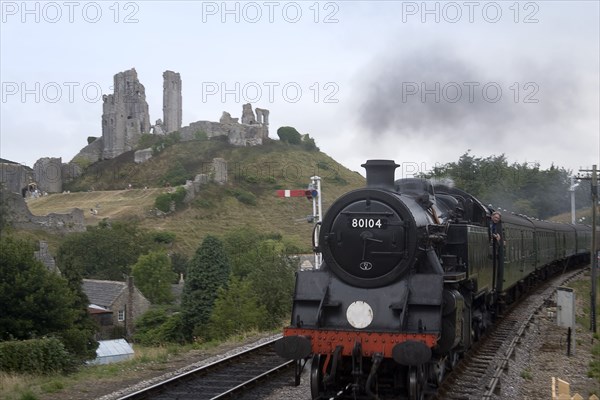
[346,301,373,329]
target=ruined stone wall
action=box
[179,104,269,146]
[4,191,85,233]
[179,120,268,145]
[0,163,32,194]
[62,161,82,185]
[71,137,104,165]
[34,157,62,193]
[34,241,60,274]
[134,148,153,164]
[163,71,182,134]
[101,69,150,159]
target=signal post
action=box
[276,176,323,268]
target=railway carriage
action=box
[275,160,591,400]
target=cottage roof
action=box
[82,279,127,309]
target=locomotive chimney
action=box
[361,159,399,191]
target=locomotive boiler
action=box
[275,159,591,400]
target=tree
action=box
[180,235,230,339]
[132,251,176,304]
[56,221,154,280]
[170,252,188,283]
[134,307,186,345]
[0,235,98,360]
[223,225,265,278]
[223,226,296,328]
[301,133,319,151]
[244,240,296,327]
[207,276,269,340]
[277,126,302,144]
[422,151,573,219]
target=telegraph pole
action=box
[578,165,598,332]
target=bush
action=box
[233,190,257,206]
[161,161,189,186]
[194,130,208,141]
[152,131,181,155]
[154,187,188,213]
[134,308,185,345]
[155,193,173,213]
[153,231,176,244]
[277,126,302,144]
[171,186,187,207]
[301,134,319,151]
[0,338,76,375]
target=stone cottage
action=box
[83,277,150,339]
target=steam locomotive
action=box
[275,160,592,400]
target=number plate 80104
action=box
[348,218,387,229]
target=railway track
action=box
[116,337,293,400]
[434,268,584,400]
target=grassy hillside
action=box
[26,139,366,256]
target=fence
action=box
[552,377,599,400]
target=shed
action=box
[88,339,135,365]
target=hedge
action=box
[0,337,76,374]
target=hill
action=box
[26,139,366,256]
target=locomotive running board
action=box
[444,272,466,283]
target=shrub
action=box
[276,126,302,144]
[301,134,319,151]
[134,308,186,345]
[153,231,176,244]
[194,130,208,141]
[161,162,189,186]
[171,186,187,207]
[233,190,257,206]
[155,193,173,213]
[0,338,76,375]
[152,131,181,155]
[154,187,188,213]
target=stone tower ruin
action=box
[34,157,62,193]
[101,68,151,159]
[163,71,182,134]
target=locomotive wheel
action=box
[408,366,425,400]
[310,355,325,399]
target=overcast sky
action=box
[1,1,598,178]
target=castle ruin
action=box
[162,70,182,134]
[101,69,151,159]
[1,68,272,195]
[73,68,270,165]
[33,157,63,193]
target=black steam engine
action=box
[275,160,591,399]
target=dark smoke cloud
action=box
[356,43,588,145]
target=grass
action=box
[521,367,533,380]
[25,141,366,256]
[569,270,600,384]
[591,332,600,383]
[0,338,236,400]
